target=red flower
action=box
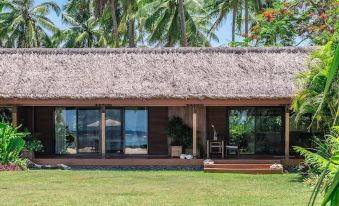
[262,11,273,22]
[319,13,328,19]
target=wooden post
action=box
[284,107,290,159]
[101,106,106,158]
[12,106,17,126]
[192,108,197,157]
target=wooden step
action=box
[204,167,283,174]
[213,159,281,164]
[203,162,283,174]
[204,164,274,169]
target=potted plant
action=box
[165,117,192,157]
[22,134,44,160]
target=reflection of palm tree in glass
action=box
[229,110,255,154]
[65,126,75,150]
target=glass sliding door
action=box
[255,108,284,155]
[228,107,284,156]
[105,109,123,154]
[124,108,148,154]
[229,108,255,154]
[54,108,77,154]
[77,109,101,153]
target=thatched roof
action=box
[0,47,311,100]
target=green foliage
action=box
[165,117,192,148]
[292,41,339,205]
[307,146,339,206]
[0,122,29,164]
[292,42,339,132]
[61,0,108,48]
[139,0,217,47]
[229,114,253,147]
[24,134,44,152]
[0,0,61,48]
[242,0,338,46]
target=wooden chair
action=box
[207,140,224,159]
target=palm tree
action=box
[61,0,107,48]
[292,43,339,131]
[178,0,187,46]
[0,0,60,48]
[139,0,216,47]
[208,0,264,42]
[118,0,138,47]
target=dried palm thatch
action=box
[0,47,312,100]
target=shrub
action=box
[24,134,44,152]
[0,122,29,165]
[165,117,192,149]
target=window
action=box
[77,109,101,153]
[0,107,12,123]
[55,107,148,155]
[228,107,284,156]
[54,108,77,154]
[124,108,148,154]
[105,109,123,153]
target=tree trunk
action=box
[244,0,249,35]
[178,0,187,47]
[110,0,119,48]
[128,18,135,47]
[231,6,236,42]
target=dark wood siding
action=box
[148,107,168,155]
[206,107,227,141]
[34,107,54,154]
[17,106,55,154]
[17,106,34,132]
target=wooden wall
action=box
[18,106,54,154]
[148,107,169,155]
[206,107,227,141]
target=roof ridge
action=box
[0,46,314,55]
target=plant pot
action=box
[171,146,182,157]
[21,149,34,160]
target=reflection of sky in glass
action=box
[64,110,76,132]
[125,110,147,132]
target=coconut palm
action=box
[139,0,217,47]
[118,0,138,47]
[178,0,187,46]
[94,0,121,47]
[292,42,339,131]
[0,0,60,48]
[61,0,107,48]
[208,0,264,42]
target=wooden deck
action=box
[33,158,302,167]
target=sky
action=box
[35,0,234,47]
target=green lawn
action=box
[0,170,316,206]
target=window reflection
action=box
[0,107,12,123]
[106,109,123,153]
[228,107,284,156]
[124,108,148,154]
[77,109,101,153]
[54,108,77,154]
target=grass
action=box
[0,170,316,206]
